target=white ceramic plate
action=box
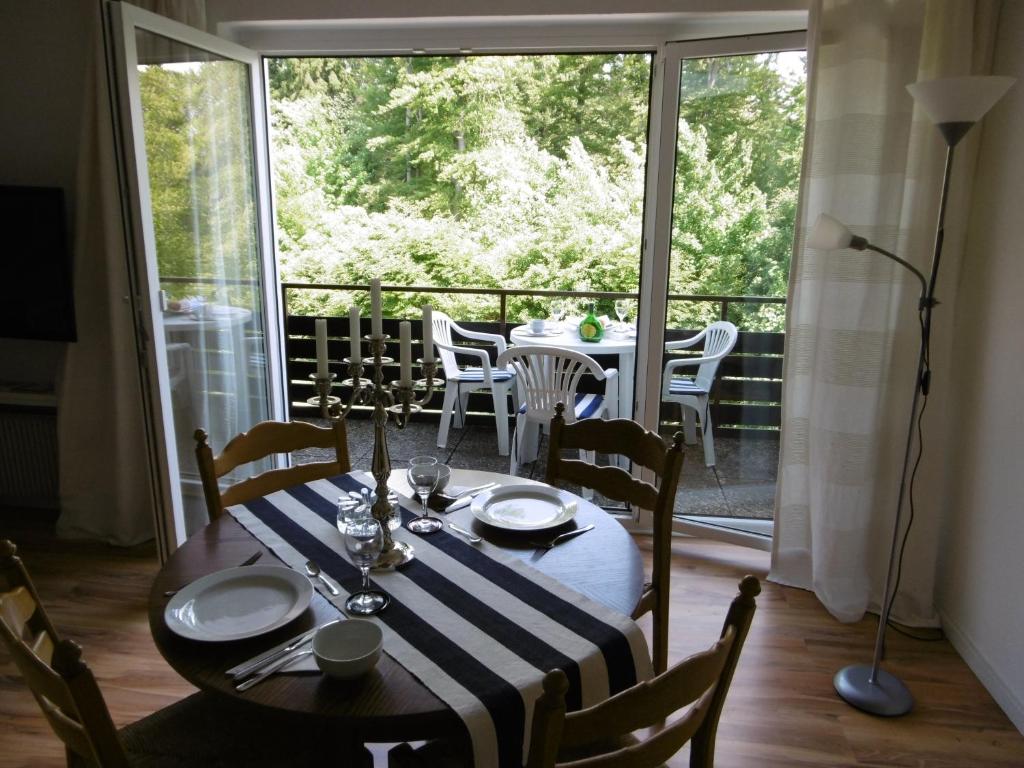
[471,485,578,531]
[164,565,313,642]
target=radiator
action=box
[0,409,59,509]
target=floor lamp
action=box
[807,75,1015,717]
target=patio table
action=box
[509,323,636,421]
[147,468,646,761]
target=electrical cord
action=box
[880,305,937,647]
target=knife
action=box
[235,648,314,691]
[228,626,318,681]
[444,484,498,512]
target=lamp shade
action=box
[807,213,854,250]
[907,76,1015,126]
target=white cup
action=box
[529,319,545,334]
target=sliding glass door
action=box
[108,3,284,557]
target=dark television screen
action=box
[0,185,77,342]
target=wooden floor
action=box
[2,514,1021,767]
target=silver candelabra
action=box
[307,334,441,568]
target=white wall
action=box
[0,1,92,385]
[937,1,1024,734]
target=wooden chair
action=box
[0,539,349,767]
[545,402,684,675]
[195,419,350,521]
[389,577,760,768]
[526,576,761,768]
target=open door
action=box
[642,32,806,550]
[107,2,284,559]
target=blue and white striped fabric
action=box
[668,378,708,395]
[518,392,604,420]
[227,473,650,767]
[452,367,514,383]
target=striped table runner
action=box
[228,472,652,767]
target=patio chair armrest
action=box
[664,330,707,351]
[663,356,702,377]
[450,322,508,354]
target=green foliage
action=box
[268,52,805,332]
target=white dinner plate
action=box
[471,485,578,531]
[164,565,313,642]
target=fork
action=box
[530,524,595,551]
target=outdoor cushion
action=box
[519,392,604,420]
[452,368,514,383]
[668,378,708,395]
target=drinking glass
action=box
[614,299,631,331]
[406,456,443,534]
[343,515,389,615]
[549,299,565,325]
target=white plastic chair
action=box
[661,320,738,467]
[496,346,618,475]
[432,311,516,456]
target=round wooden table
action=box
[148,469,644,743]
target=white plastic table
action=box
[509,323,637,420]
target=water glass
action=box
[407,456,443,535]
[344,516,389,615]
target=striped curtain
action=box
[771,0,1000,625]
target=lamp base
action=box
[834,664,913,716]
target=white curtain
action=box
[771,0,1001,626]
[56,0,206,546]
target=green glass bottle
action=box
[578,303,604,342]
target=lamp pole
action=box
[828,74,1015,717]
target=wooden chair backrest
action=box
[195,419,351,520]
[0,540,128,767]
[545,402,684,674]
[526,576,761,768]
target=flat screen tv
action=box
[0,185,77,342]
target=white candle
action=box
[315,318,328,378]
[370,278,383,337]
[399,320,412,386]
[422,305,434,363]
[348,306,361,363]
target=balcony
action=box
[284,282,783,526]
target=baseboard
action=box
[940,610,1024,734]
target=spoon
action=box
[305,560,340,595]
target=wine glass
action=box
[614,299,631,331]
[549,299,565,327]
[343,515,389,615]
[406,456,443,534]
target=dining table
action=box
[148,468,647,762]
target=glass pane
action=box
[136,30,270,535]
[266,54,651,475]
[664,50,806,536]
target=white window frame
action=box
[216,15,806,551]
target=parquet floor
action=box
[1,513,1021,767]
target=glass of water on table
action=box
[344,514,389,615]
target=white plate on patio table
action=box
[471,485,578,531]
[164,565,313,642]
[519,328,564,338]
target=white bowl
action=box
[312,619,383,679]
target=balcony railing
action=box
[280,281,785,438]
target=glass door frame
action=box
[636,31,806,549]
[107,2,286,559]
